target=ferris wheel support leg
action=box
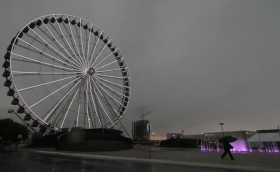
[116,119,131,139]
[43,128,51,137]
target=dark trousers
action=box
[221,149,234,159]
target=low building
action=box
[246,129,280,152]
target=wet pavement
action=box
[0,150,253,172]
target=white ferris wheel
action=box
[3,14,131,132]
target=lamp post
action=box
[152,132,155,142]
[219,123,224,137]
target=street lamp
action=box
[152,132,155,142]
[219,123,224,137]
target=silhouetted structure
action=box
[160,136,200,148]
[166,133,183,139]
[132,120,149,142]
[31,129,132,150]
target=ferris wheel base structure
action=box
[31,128,133,151]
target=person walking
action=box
[221,140,235,160]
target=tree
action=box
[0,118,29,144]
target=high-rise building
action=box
[132,120,149,142]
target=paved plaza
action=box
[17,146,280,172]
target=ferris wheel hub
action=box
[87,68,95,75]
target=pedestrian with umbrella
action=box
[219,136,237,160]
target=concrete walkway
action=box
[20,147,280,172]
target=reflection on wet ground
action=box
[0,150,250,172]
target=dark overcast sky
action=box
[1,0,280,139]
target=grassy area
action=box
[56,140,133,152]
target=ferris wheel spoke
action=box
[18,38,80,70]
[87,80,95,128]
[18,74,81,92]
[12,71,79,76]
[36,24,71,61]
[39,18,79,68]
[95,68,122,73]
[103,95,121,120]
[85,77,92,128]
[94,77,128,99]
[79,18,87,67]
[95,74,125,80]
[29,25,80,69]
[60,88,79,128]
[61,19,85,67]
[91,39,111,67]
[113,109,122,118]
[90,77,118,125]
[12,52,78,72]
[51,15,85,68]
[103,91,121,110]
[89,78,102,126]
[95,60,118,71]
[48,23,74,60]
[15,43,79,73]
[89,31,103,66]
[23,33,81,68]
[46,99,69,126]
[44,76,85,122]
[91,77,125,108]
[93,48,118,69]
[90,77,118,108]
[74,23,85,66]
[94,75,130,89]
[88,34,96,65]
[29,76,83,108]
[74,24,82,54]
[92,83,114,125]
[73,85,83,127]
[66,16,86,67]
[86,24,93,67]
[39,77,81,124]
